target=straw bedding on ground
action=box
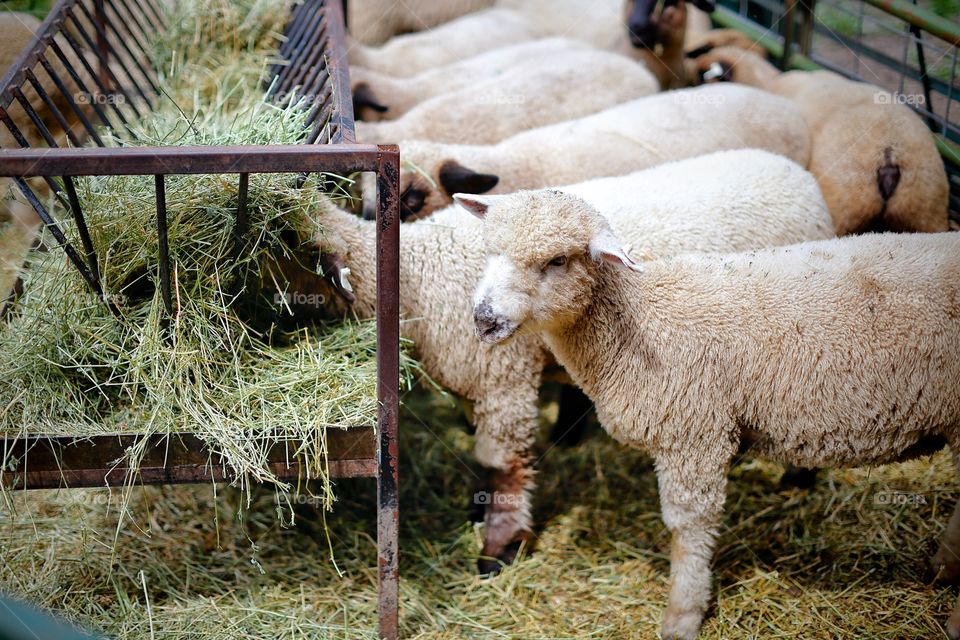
[0,386,956,639]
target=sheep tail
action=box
[876,147,901,203]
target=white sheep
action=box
[688,45,950,234]
[286,149,834,573]
[350,38,594,121]
[395,83,811,220]
[466,190,960,639]
[347,0,495,46]
[348,0,710,88]
[354,48,659,145]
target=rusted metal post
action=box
[779,0,798,70]
[94,0,110,91]
[375,144,400,640]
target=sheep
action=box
[347,0,496,46]
[395,83,811,220]
[347,8,542,78]
[688,45,950,234]
[350,38,594,122]
[354,48,659,145]
[348,0,709,88]
[287,149,834,574]
[466,189,960,639]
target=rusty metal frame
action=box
[0,1,399,638]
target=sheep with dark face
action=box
[349,0,715,89]
[395,84,811,221]
[467,189,960,640]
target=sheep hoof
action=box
[477,540,523,577]
[661,608,703,640]
[947,612,960,640]
[778,466,818,490]
[928,547,960,584]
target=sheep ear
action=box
[453,193,504,219]
[352,83,388,116]
[589,228,645,273]
[439,160,499,196]
[318,252,357,304]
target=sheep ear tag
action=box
[589,228,645,273]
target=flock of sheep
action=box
[319,1,958,638]
[1,0,957,637]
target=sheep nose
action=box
[629,23,658,48]
[474,302,503,341]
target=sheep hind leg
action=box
[931,446,960,584]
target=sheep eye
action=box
[400,188,426,220]
[547,256,567,268]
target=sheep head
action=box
[460,190,643,344]
[626,0,714,50]
[399,141,499,221]
[686,44,778,87]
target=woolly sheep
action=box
[688,45,949,234]
[350,38,593,121]
[467,191,960,640]
[354,48,659,145]
[348,0,710,88]
[347,0,495,46]
[395,83,811,220]
[288,149,834,573]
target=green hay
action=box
[0,387,955,639]
[0,0,414,499]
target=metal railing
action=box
[0,1,400,638]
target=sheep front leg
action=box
[472,386,540,574]
[656,456,728,640]
[932,447,960,585]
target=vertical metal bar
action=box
[37,54,104,146]
[798,0,815,56]
[48,41,114,132]
[74,2,151,105]
[229,173,250,295]
[63,176,101,285]
[94,0,111,91]
[23,69,82,148]
[780,0,797,70]
[100,1,161,98]
[375,145,400,640]
[58,17,136,127]
[11,86,59,147]
[155,175,173,317]
[326,0,356,144]
[65,7,144,117]
[11,178,109,312]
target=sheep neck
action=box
[540,265,660,446]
